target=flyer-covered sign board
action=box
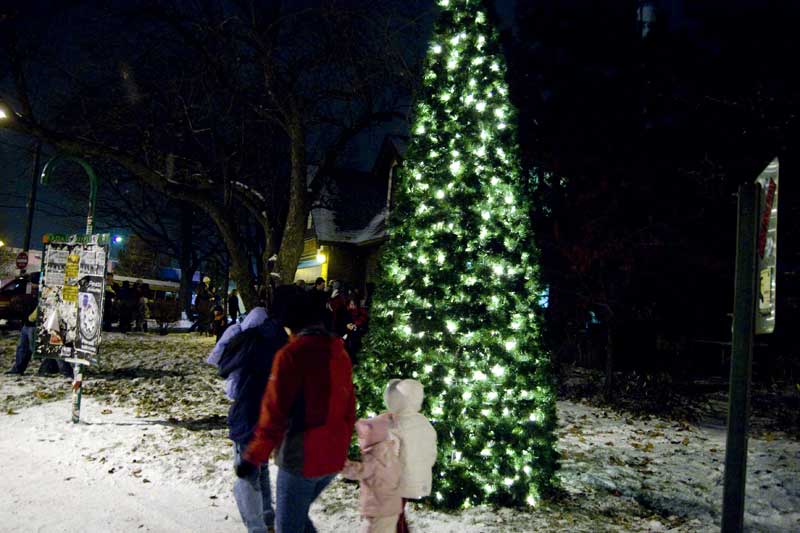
[754,159,779,335]
[34,233,109,363]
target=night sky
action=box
[0,0,523,249]
[1,0,797,251]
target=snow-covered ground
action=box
[0,332,798,532]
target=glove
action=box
[235,459,257,478]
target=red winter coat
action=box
[349,306,369,330]
[328,293,348,336]
[244,328,356,477]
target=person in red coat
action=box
[238,288,356,533]
[327,280,348,336]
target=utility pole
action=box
[20,140,42,272]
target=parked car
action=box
[0,272,40,328]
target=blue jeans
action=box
[233,442,274,532]
[11,325,35,373]
[275,468,335,533]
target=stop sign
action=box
[16,252,29,270]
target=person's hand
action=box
[235,459,257,478]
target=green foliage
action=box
[357,0,558,509]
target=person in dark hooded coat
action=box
[207,285,300,533]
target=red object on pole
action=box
[16,252,29,270]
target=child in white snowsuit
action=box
[383,379,437,532]
[342,413,403,533]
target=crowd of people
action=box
[304,277,371,364]
[189,277,254,338]
[198,276,372,364]
[102,274,152,333]
[207,283,437,533]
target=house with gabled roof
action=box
[295,135,406,293]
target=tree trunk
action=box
[179,263,196,318]
[274,123,308,284]
[208,210,258,310]
[223,252,230,315]
[229,251,257,310]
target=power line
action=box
[0,204,84,218]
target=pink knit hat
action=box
[355,412,395,449]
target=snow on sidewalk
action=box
[1,333,798,532]
[0,399,240,533]
[4,395,797,532]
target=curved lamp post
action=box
[40,155,100,423]
[40,155,99,236]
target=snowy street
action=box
[1,332,798,532]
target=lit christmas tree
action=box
[357,0,558,510]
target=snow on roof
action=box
[306,134,404,246]
[312,207,387,245]
[311,167,389,246]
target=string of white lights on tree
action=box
[357,0,559,509]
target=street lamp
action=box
[0,98,13,121]
[113,235,124,244]
[0,240,5,247]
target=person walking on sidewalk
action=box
[237,290,356,533]
[228,289,241,323]
[6,308,73,378]
[192,278,212,334]
[342,412,403,532]
[384,379,438,533]
[5,307,37,375]
[207,287,297,533]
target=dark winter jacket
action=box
[309,289,328,325]
[210,317,229,341]
[217,315,288,445]
[244,327,356,477]
[228,295,239,319]
[195,284,211,314]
